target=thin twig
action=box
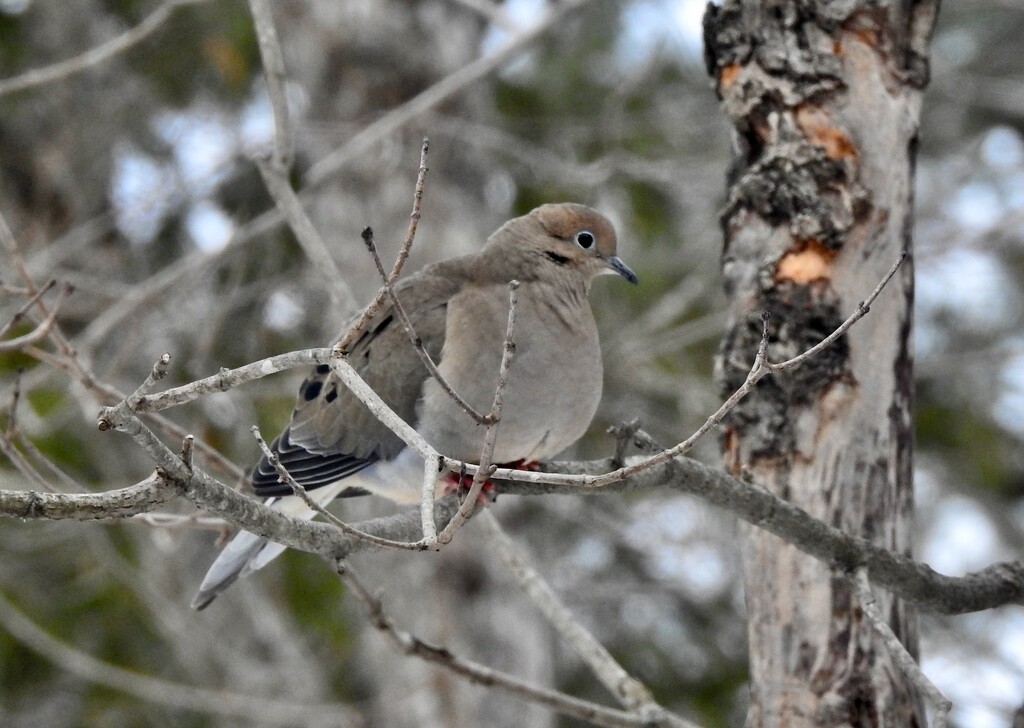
[306,0,596,185]
[255,158,357,311]
[126,354,172,411]
[3,370,23,440]
[360,226,488,423]
[771,252,907,372]
[0,0,210,98]
[251,425,428,551]
[1,377,84,493]
[247,0,292,169]
[0,282,70,352]
[13,432,87,492]
[128,348,327,413]
[335,138,430,355]
[0,431,61,493]
[0,279,57,339]
[0,211,43,304]
[481,512,697,728]
[471,253,908,490]
[434,281,520,546]
[337,562,666,728]
[180,434,195,470]
[852,568,952,728]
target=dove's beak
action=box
[605,255,638,285]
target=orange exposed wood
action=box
[719,63,741,89]
[851,25,880,48]
[775,239,836,283]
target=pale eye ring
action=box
[575,230,595,249]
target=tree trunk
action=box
[703,2,938,726]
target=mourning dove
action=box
[192,203,637,609]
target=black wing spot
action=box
[325,385,339,403]
[302,380,323,401]
[372,315,394,335]
[316,364,331,374]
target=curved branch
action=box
[3,452,1022,615]
[0,0,210,98]
[0,476,174,521]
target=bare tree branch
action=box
[337,562,676,728]
[129,348,327,413]
[0,475,174,521]
[255,158,359,311]
[359,225,489,424]
[0,0,211,98]
[852,568,952,727]
[4,448,1023,615]
[335,139,430,354]
[247,0,292,169]
[306,0,599,185]
[481,511,698,728]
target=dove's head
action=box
[485,203,638,286]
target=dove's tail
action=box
[191,483,349,610]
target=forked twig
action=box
[0,283,72,353]
[334,139,430,354]
[126,354,172,412]
[360,226,489,424]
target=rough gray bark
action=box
[703,1,938,726]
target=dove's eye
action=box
[575,231,595,249]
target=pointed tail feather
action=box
[191,482,352,610]
[191,529,270,610]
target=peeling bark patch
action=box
[776,238,836,283]
[724,142,855,249]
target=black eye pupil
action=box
[576,231,594,249]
